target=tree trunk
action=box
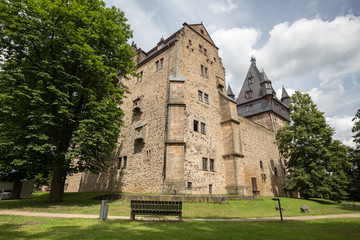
[12,181,22,199]
[48,155,66,203]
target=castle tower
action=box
[236,57,290,132]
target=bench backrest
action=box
[131,200,182,212]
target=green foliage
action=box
[0,0,136,202]
[348,109,360,200]
[276,91,351,200]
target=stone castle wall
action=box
[66,23,288,197]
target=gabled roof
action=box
[185,22,218,49]
[236,62,264,105]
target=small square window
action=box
[204,93,209,104]
[245,91,252,99]
[198,90,203,102]
[210,159,215,171]
[193,120,199,132]
[200,122,206,135]
[202,157,208,171]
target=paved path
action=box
[1,210,360,222]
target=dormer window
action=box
[248,77,254,84]
[265,82,272,89]
[245,90,252,99]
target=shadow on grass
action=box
[1,217,360,240]
[0,192,113,211]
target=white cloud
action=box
[209,0,238,14]
[326,115,355,147]
[256,15,360,81]
[211,27,260,94]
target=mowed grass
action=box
[0,215,359,240]
[1,192,359,219]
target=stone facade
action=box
[66,23,289,197]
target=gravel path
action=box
[1,210,360,222]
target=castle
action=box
[66,23,291,197]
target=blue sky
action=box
[105,0,360,147]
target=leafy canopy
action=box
[276,91,351,200]
[0,0,136,202]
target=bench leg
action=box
[131,212,135,221]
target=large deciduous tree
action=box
[276,91,351,200]
[0,0,136,202]
[348,109,360,200]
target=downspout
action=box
[162,40,172,193]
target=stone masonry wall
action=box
[238,115,285,196]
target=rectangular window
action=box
[209,184,213,194]
[160,58,164,70]
[155,61,159,72]
[245,104,253,112]
[136,71,143,83]
[248,77,254,84]
[198,90,203,101]
[204,93,209,104]
[201,65,204,76]
[202,157,208,171]
[265,82,272,89]
[210,159,215,171]
[201,122,206,135]
[205,67,208,78]
[123,156,127,168]
[199,44,203,53]
[187,182,192,189]
[146,150,151,161]
[204,48,207,56]
[275,102,279,109]
[118,157,122,169]
[245,91,252,99]
[193,120,199,132]
[260,160,263,169]
[274,167,278,178]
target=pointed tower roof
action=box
[281,85,290,99]
[227,84,235,100]
[281,86,290,106]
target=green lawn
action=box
[0,215,359,240]
[0,192,359,219]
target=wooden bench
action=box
[130,200,182,221]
